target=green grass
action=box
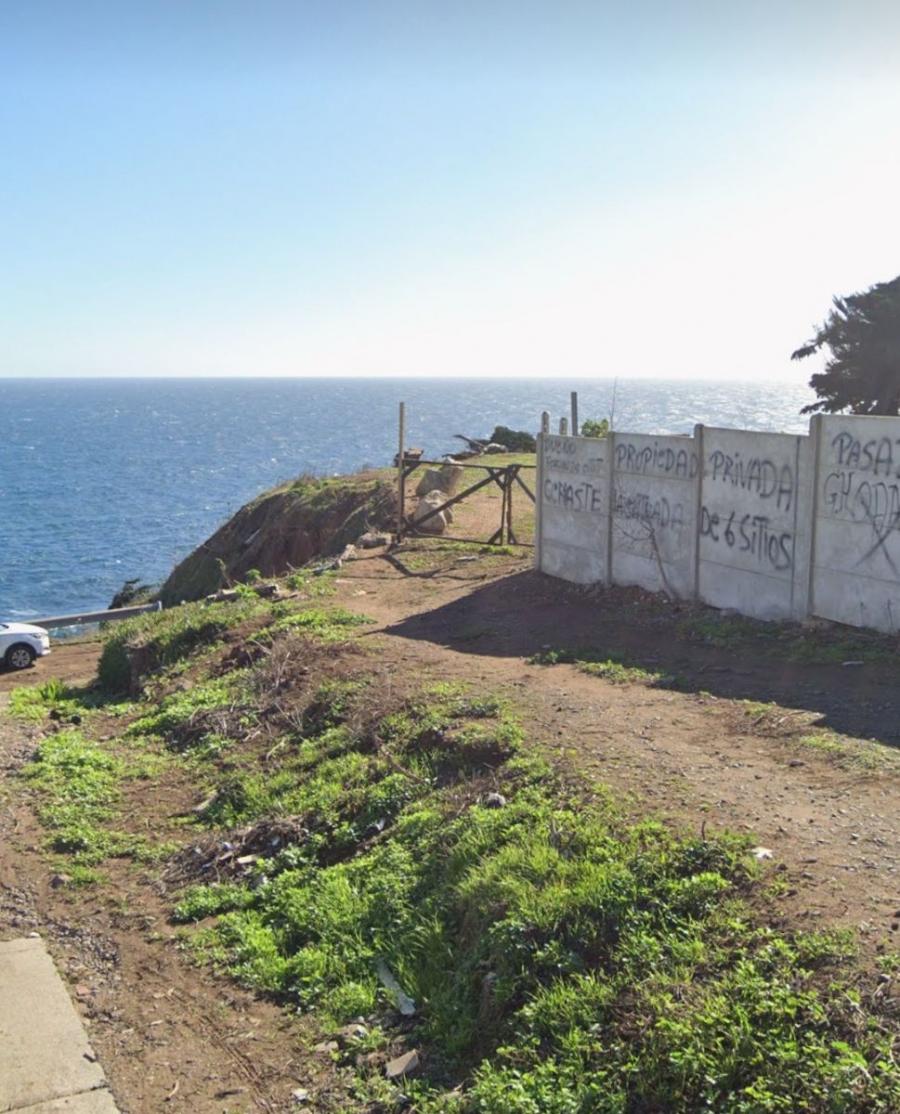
[20,728,171,864]
[263,605,372,642]
[7,677,132,722]
[388,538,525,576]
[96,592,370,693]
[22,728,122,818]
[741,699,778,719]
[795,731,895,772]
[733,701,898,772]
[8,678,81,721]
[476,451,537,469]
[285,569,339,596]
[125,672,250,752]
[529,648,675,686]
[680,612,899,665]
[174,881,257,921]
[98,598,268,692]
[18,596,899,1110]
[21,729,121,862]
[63,864,106,886]
[170,681,900,1113]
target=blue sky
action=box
[2,2,899,379]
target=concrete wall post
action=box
[692,423,704,600]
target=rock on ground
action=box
[415,465,464,498]
[412,491,454,535]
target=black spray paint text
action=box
[823,471,900,533]
[544,479,604,514]
[700,507,793,571]
[615,490,685,532]
[708,451,795,511]
[831,432,900,478]
[614,441,697,478]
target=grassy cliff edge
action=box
[159,472,395,605]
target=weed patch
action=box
[529,648,674,686]
[8,677,132,722]
[796,731,894,772]
[169,681,900,1111]
[285,570,338,597]
[680,611,899,665]
[264,606,372,643]
[395,540,521,573]
[98,598,266,692]
[126,672,251,752]
[21,729,171,864]
[22,730,122,861]
[8,678,82,721]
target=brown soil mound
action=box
[159,472,395,604]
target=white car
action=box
[0,622,51,671]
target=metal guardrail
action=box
[29,601,162,631]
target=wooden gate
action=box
[396,456,536,547]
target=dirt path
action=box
[0,639,101,694]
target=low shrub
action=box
[489,426,537,452]
[98,599,262,691]
[580,417,610,438]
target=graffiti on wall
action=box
[700,446,798,575]
[822,431,900,572]
[541,436,606,516]
[610,438,696,589]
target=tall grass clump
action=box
[98,599,262,691]
[8,677,77,720]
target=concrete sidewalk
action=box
[0,937,119,1113]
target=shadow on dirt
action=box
[383,570,900,749]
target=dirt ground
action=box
[2,548,900,1111]
[0,638,101,694]
[0,686,307,1112]
[342,548,900,944]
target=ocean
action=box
[0,377,815,618]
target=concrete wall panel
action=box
[810,415,900,632]
[610,433,697,596]
[698,427,812,621]
[537,433,609,584]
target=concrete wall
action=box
[537,415,900,634]
[810,415,900,632]
[697,427,813,621]
[537,433,610,584]
[610,433,698,597]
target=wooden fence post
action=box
[505,469,516,545]
[535,430,544,571]
[396,402,406,540]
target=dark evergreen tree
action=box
[792,274,900,415]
